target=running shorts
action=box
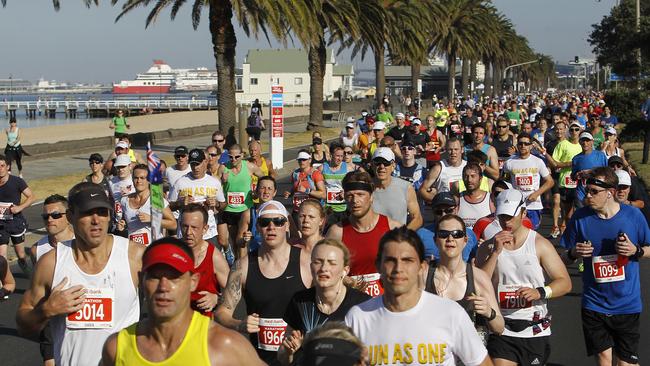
[581,308,640,364]
[0,215,27,245]
[487,334,550,366]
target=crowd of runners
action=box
[0,91,649,365]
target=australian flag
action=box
[146,142,163,184]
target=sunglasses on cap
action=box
[42,211,66,220]
[258,217,288,227]
[437,229,465,239]
[433,207,456,215]
[372,158,392,167]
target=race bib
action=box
[510,119,518,127]
[129,229,150,245]
[351,273,383,297]
[257,318,287,351]
[564,175,577,189]
[515,174,534,191]
[498,284,532,310]
[292,192,309,210]
[465,126,472,134]
[227,192,246,207]
[592,255,626,283]
[326,187,345,204]
[451,125,461,133]
[66,288,114,329]
[0,202,13,220]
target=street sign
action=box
[610,73,623,81]
[270,85,284,168]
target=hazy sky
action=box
[0,0,618,84]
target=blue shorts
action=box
[527,209,541,230]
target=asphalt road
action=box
[2,166,650,365]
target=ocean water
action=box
[1,92,215,129]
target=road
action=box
[2,148,650,365]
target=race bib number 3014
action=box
[66,288,114,329]
[257,318,287,351]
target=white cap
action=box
[412,118,422,125]
[346,117,355,123]
[495,189,525,217]
[258,200,289,219]
[296,151,311,160]
[114,154,131,167]
[616,170,631,186]
[115,141,129,149]
[606,127,617,135]
[345,122,355,129]
[372,147,395,162]
[373,121,386,130]
[579,132,594,141]
[395,112,405,119]
[361,111,368,117]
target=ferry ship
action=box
[112,60,218,94]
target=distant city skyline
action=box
[0,0,618,84]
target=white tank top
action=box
[605,147,620,159]
[457,193,492,229]
[436,159,467,193]
[34,236,73,262]
[496,229,550,338]
[120,195,168,245]
[51,235,139,366]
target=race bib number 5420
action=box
[66,288,114,329]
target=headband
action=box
[342,181,373,193]
[586,177,614,189]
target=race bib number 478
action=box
[66,288,114,329]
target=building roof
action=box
[333,64,354,76]
[246,48,338,73]
[384,65,454,79]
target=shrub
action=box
[607,89,649,142]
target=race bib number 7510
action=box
[66,288,114,329]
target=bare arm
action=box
[537,234,572,298]
[418,164,442,203]
[472,266,504,335]
[266,160,277,179]
[161,206,177,231]
[247,162,265,178]
[101,333,118,366]
[13,187,35,214]
[212,250,230,289]
[128,240,145,289]
[325,223,343,241]
[214,257,248,331]
[405,185,423,231]
[209,323,265,366]
[484,147,500,180]
[309,180,327,200]
[0,256,16,295]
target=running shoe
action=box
[550,226,561,239]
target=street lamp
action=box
[9,74,13,102]
[502,59,541,93]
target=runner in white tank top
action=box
[30,194,75,264]
[474,189,571,365]
[420,137,467,203]
[457,162,494,229]
[458,193,493,229]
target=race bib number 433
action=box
[66,288,114,329]
[227,192,246,207]
[592,255,626,283]
[257,318,287,351]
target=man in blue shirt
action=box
[417,191,478,261]
[572,131,608,205]
[561,166,650,365]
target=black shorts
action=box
[114,131,127,139]
[487,334,550,366]
[246,127,262,141]
[39,322,54,361]
[221,210,244,226]
[559,187,577,203]
[0,215,27,245]
[581,308,640,364]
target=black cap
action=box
[88,153,103,163]
[401,139,416,148]
[188,148,206,164]
[608,155,625,166]
[431,191,457,207]
[174,146,189,155]
[68,182,112,213]
[302,337,362,366]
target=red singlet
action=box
[190,244,219,317]
[342,214,390,276]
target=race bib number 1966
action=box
[257,318,287,351]
[66,288,114,329]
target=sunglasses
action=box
[344,151,354,155]
[258,217,288,227]
[585,187,607,196]
[208,153,219,157]
[497,125,509,128]
[617,185,630,190]
[229,155,242,160]
[517,141,533,146]
[570,127,581,132]
[433,207,456,215]
[89,160,102,165]
[401,146,416,151]
[213,139,225,143]
[174,154,187,159]
[373,159,392,167]
[42,211,66,220]
[437,229,465,239]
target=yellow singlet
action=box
[458,176,490,193]
[251,157,269,203]
[128,149,137,163]
[115,311,211,366]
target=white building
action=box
[237,48,354,104]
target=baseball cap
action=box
[579,132,594,141]
[313,137,323,145]
[395,112,405,119]
[88,153,103,163]
[345,122,355,129]
[608,155,625,167]
[142,241,195,274]
[412,118,422,126]
[188,148,206,164]
[495,189,525,217]
[346,116,355,123]
[302,337,363,366]
[297,151,311,161]
[372,147,395,162]
[569,121,582,129]
[431,192,457,208]
[605,127,617,135]
[174,146,189,155]
[361,111,368,117]
[615,170,631,186]
[258,200,289,219]
[115,141,129,150]
[373,121,386,130]
[68,182,113,213]
[114,154,131,167]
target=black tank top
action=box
[425,261,478,322]
[311,152,327,166]
[244,245,306,365]
[492,135,514,158]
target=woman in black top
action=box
[279,239,370,366]
[426,214,504,344]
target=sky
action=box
[0,0,619,84]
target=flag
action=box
[147,142,164,241]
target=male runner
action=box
[108,154,135,228]
[181,205,229,318]
[345,227,492,366]
[17,182,143,366]
[561,167,650,366]
[327,171,401,297]
[370,147,423,230]
[491,116,516,171]
[572,131,609,206]
[249,140,277,195]
[215,200,312,365]
[165,146,191,188]
[101,237,263,365]
[476,189,571,366]
[394,140,427,192]
[457,162,495,229]
[386,112,408,143]
[465,123,500,179]
[0,154,35,274]
[419,137,467,202]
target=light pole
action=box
[9,74,13,102]
[502,59,540,93]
